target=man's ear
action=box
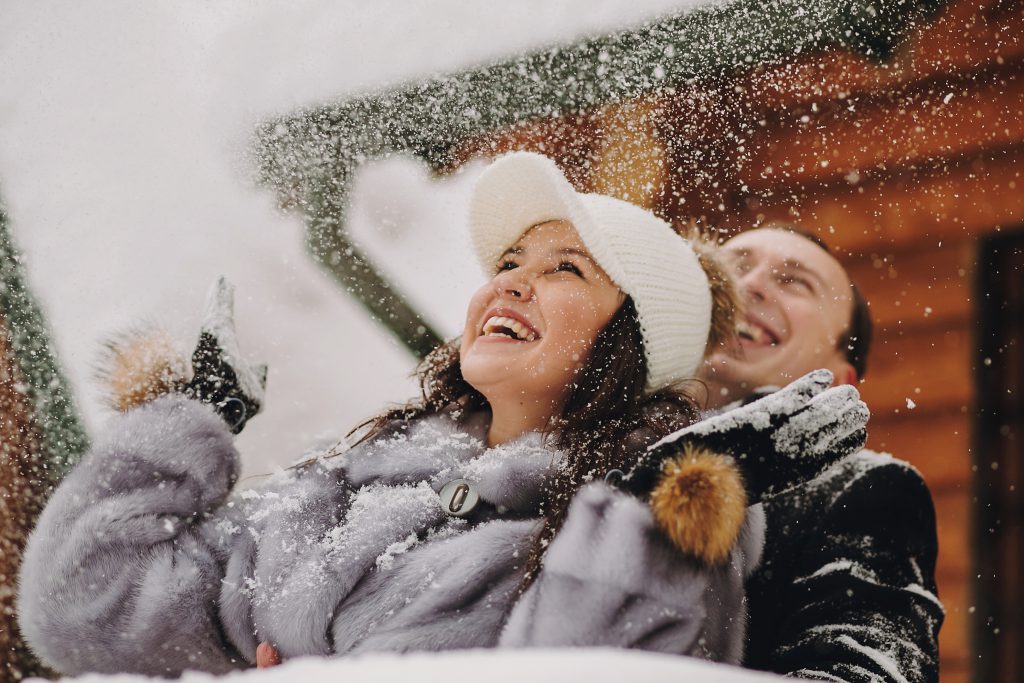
[832,361,858,387]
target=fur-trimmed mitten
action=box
[500,482,762,661]
[95,277,267,433]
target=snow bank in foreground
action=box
[45,649,785,683]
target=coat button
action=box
[438,479,479,517]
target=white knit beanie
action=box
[468,151,712,393]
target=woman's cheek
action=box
[568,303,615,363]
[545,310,595,370]
[461,288,491,346]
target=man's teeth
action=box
[482,315,537,341]
[738,321,771,345]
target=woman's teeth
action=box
[482,315,537,341]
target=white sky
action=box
[0,0,702,474]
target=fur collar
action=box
[336,412,563,513]
[248,412,562,654]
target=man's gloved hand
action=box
[184,277,267,434]
[621,369,869,501]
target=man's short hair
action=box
[759,223,874,378]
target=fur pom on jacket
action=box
[18,396,764,677]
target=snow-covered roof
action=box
[255,0,945,356]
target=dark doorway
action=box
[974,229,1024,683]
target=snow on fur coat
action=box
[18,395,764,677]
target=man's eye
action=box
[554,261,583,277]
[780,274,813,292]
[726,255,751,273]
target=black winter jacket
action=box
[744,449,943,683]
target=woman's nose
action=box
[493,270,532,300]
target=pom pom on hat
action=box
[468,152,713,393]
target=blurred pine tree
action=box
[1,199,88,681]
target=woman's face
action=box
[460,220,625,411]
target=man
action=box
[703,226,942,683]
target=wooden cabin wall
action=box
[836,241,978,683]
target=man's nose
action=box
[739,263,772,303]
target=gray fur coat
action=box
[18,395,764,677]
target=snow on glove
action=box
[622,369,869,501]
[183,277,267,434]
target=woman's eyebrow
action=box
[557,247,597,264]
[500,245,596,266]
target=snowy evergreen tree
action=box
[1,198,88,681]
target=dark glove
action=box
[620,369,869,501]
[183,277,267,434]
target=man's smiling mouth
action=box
[737,319,779,346]
[481,315,539,341]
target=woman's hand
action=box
[256,642,281,668]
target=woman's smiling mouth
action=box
[480,310,540,342]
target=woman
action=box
[18,152,866,675]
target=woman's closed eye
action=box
[552,261,584,278]
[494,257,585,278]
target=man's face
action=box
[702,228,856,404]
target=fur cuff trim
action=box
[94,324,189,411]
[650,445,747,565]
